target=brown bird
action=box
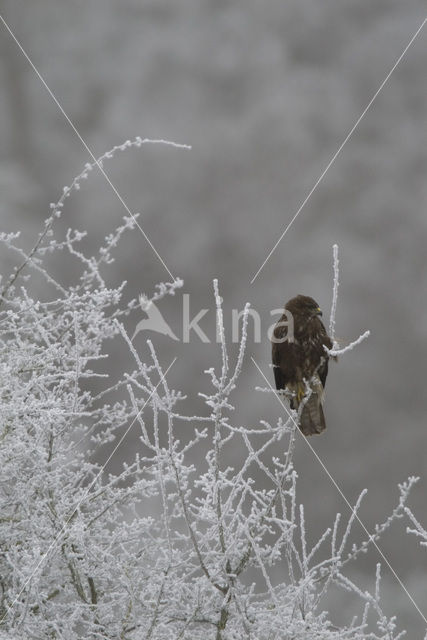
[271,295,334,436]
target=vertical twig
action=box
[329,243,339,343]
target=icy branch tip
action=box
[325,330,370,356]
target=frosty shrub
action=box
[0,140,421,639]
[405,506,427,552]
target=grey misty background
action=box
[1,0,426,634]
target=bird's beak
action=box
[316,307,322,316]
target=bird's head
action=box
[285,295,323,319]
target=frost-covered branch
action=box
[0,144,418,640]
[329,243,340,343]
[325,330,371,357]
[325,243,370,358]
[405,503,427,550]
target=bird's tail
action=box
[291,378,326,436]
[299,393,326,436]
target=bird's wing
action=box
[273,361,286,391]
[318,357,329,389]
[300,392,326,435]
[317,320,333,388]
[272,339,297,391]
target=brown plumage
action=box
[271,295,333,436]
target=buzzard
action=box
[271,295,333,436]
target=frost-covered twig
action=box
[0,145,419,640]
[325,330,370,357]
[0,137,189,304]
[325,243,370,357]
[329,243,340,343]
[405,504,427,549]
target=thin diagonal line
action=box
[0,357,176,624]
[251,356,427,625]
[250,16,427,284]
[0,13,178,280]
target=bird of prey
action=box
[271,295,334,436]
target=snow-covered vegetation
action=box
[0,143,423,639]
